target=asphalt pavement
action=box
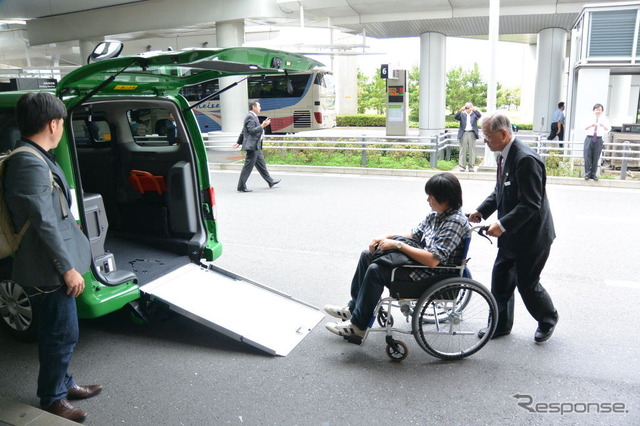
[1,168,638,425]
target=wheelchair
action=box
[343,226,498,362]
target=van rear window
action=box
[127,108,180,146]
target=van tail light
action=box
[314,112,323,124]
[203,187,217,220]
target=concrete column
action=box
[216,20,247,133]
[334,53,357,115]
[532,28,567,133]
[609,74,633,125]
[418,32,446,137]
[79,39,104,66]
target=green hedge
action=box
[336,115,386,127]
[336,115,532,130]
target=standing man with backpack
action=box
[4,92,102,422]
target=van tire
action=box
[0,280,38,342]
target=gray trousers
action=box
[237,149,274,190]
[584,136,603,178]
[459,131,477,168]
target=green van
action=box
[0,45,324,356]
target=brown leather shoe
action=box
[67,384,103,400]
[44,398,87,422]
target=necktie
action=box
[497,155,503,184]
[592,118,598,142]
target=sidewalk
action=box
[207,148,640,189]
[0,396,77,426]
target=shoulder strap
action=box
[9,146,69,219]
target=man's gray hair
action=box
[481,112,513,136]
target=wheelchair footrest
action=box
[343,334,363,345]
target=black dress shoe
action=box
[477,327,511,339]
[44,398,88,422]
[238,188,253,192]
[67,384,103,400]
[534,324,556,343]
[593,176,599,181]
[268,179,281,188]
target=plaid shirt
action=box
[408,208,470,281]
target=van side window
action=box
[127,108,180,146]
[72,117,111,146]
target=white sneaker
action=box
[324,304,352,320]
[325,321,366,338]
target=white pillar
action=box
[216,20,247,133]
[532,28,567,133]
[609,75,633,126]
[418,32,446,137]
[335,53,358,115]
[481,0,500,168]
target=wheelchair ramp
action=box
[139,263,324,356]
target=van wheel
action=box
[0,280,38,342]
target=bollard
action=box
[620,140,630,180]
[361,135,367,167]
[430,136,438,169]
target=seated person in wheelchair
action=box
[325,172,470,338]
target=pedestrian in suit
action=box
[454,102,481,172]
[233,101,280,192]
[4,92,102,422]
[469,112,559,343]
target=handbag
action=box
[370,235,421,267]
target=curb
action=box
[208,162,640,189]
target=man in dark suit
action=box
[233,101,280,192]
[4,92,102,422]
[469,112,559,343]
[454,102,481,172]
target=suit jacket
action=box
[476,138,555,255]
[239,112,264,151]
[455,110,482,139]
[4,140,91,288]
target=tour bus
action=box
[0,44,324,356]
[179,70,337,133]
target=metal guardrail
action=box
[204,131,640,180]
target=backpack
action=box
[0,145,57,259]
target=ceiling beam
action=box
[26,0,293,45]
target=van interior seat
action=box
[128,169,167,194]
[0,119,20,153]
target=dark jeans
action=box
[34,286,78,408]
[347,250,394,330]
[237,149,275,190]
[584,136,603,178]
[491,246,558,333]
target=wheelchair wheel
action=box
[385,339,409,362]
[412,278,497,360]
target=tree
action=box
[408,65,420,122]
[446,63,487,115]
[357,70,386,114]
[497,85,521,110]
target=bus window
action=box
[248,74,309,98]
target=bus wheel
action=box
[0,280,38,342]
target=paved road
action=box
[1,170,638,425]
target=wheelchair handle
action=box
[471,225,492,245]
